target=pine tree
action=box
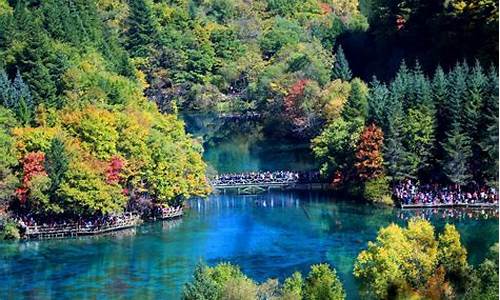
[441,122,473,186]
[464,60,487,179]
[390,60,413,110]
[182,263,219,300]
[479,66,499,186]
[45,137,68,196]
[12,70,34,125]
[367,78,390,130]
[126,0,158,58]
[445,62,468,132]
[464,60,487,139]
[432,65,448,142]
[384,115,412,181]
[332,45,352,81]
[0,68,14,108]
[342,78,368,121]
[413,61,434,111]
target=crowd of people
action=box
[394,180,499,207]
[211,171,321,186]
[17,212,140,235]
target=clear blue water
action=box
[1,192,498,299]
[181,113,318,173]
[1,115,498,299]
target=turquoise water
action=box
[1,115,498,299]
[1,192,498,299]
[182,113,318,173]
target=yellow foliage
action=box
[11,127,59,158]
[321,79,351,120]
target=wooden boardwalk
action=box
[400,202,498,209]
[22,208,185,240]
[24,214,143,240]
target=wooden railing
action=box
[24,214,142,239]
[159,207,183,219]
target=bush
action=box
[303,264,345,300]
[0,219,20,240]
[363,175,393,206]
[184,262,346,300]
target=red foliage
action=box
[320,3,332,14]
[331,170,344,187]
[106,156,125,184]
[16,152,47,204]
[396,15,406,30]
[355,124,384,180]
[284,79,310,127]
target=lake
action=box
[1,192,498,299]
[0,114,498,299]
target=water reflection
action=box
[397,207,499,221]
[1,193,498,300]
[182,113,317,173]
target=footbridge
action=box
[209,171,328,194]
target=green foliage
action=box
[341,78,368,121]
[353,218,480,299]
[283,272,304,299]
[312,117,363,179]
[437,224,468,278]
[363,175,392,205]
[45,137,68,195]
[441,123,473,185]
[183,263,220,300]
[303,264,345,300]
[260,17,304,58]
[0,219,20,240]
[11,70,34,126]
[125,0,158,58]
[184,262,346,300]
[463,244,499,300]
[0,107,18,207]
[402,107,435,175]
[332,46,352,81]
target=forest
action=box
[0,0,498,212]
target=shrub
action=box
[363,175,393,206]
[303,264,345,300]
[0,219,20,240]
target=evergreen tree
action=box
[182,263,219,300]
[11,70,34,125]
[342,78,369,121]
[412,61,434,111]
[367,78,390,130]
[332,45,352,81]
[441,123,473,186]
[432,65,449,141]
[390,60,413,110]
[384,114,411,181]
[446,62,468,128]
[479,66,499,186]
[125,0,158,58]
[45,137,69,196]
[464,60,487,139]
[465,61,487,178]
[0,68,14,108]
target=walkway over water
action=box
[21,208,184,240]
[209,171,325,193]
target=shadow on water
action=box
[181,112,318,173]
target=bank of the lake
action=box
[1,192,497,299]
